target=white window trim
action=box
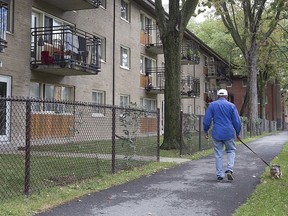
[94,33,106,63]
[141,98,157,111]
[140,55,156,75]
[120,45,130,70]
[30,82,75,114]
[0,75,11,142]
[92,90,106,117]
[120,0,130,22]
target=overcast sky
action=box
[160,0,207,23]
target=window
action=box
[120,0,129,22]
[32,11,72,50]
[140,13,152,31]
[92,90,105,116]
[141,98,156,111]
[0,0,10,51]
[97,35,106,62]
[44,15,63,45]
[120,95,130,108]
[242,78,247,87]
[30,82,74,113]
[0,75,11,142]
[226,81,232,87]
[140,55,155,75]
[258,96,267,105]
[120,46,130,69]
[0,0,13,34]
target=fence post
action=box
[157,108,160,162]
[111,107,116,174]
[198,115,202,151]
[24,99,31,196]
[179,110,183,156]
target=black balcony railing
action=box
[31,25,101,76]
[145,67,165,93]
[40,0,101,11]
[181,76,200,98]
[181,43,200,65]
[145,25,163,54]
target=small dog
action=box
[270,165,282,179]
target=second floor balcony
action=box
[31,25,101,76]
[145,67,165,94]
[204,57,231,82]
[181,43,200,66]
[145,25,163,54]
[40,0,101,11]
[144,67,200,98]
[181,76,200,98]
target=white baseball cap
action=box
[217,89,228,96]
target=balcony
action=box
[145,67,165,94]
[31,25,101,76]
[181,43,200,65]
[40,0,101,11]
[181,76,200,98]
[204,58,231,83]
[145,25,163,54]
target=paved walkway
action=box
[36,131,288,216]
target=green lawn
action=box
[233,142,288,216]
[1,134,287,216]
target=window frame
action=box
[1,0,13,34]
[120,94,130,108]
[242,78,247,87]
[140,13,152,32]
[120,45,130,69]
[141,98,157,111]
[92,90,106,117]
[30,82,75,114]
[120,0,130,22]
[96,34,106,62]
[140,55,156,75]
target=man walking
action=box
[203,89,241,181]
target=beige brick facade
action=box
[0,0,230,138]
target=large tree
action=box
[154,0,199,149]
[207,0,287,135]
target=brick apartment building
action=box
[0,0,242,143]
[227,74,285,129]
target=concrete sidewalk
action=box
[36,131,288,216]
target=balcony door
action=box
[0,75,11,142]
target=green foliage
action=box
[188,19,245,73]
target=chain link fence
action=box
[180,112,278,155]
[0,98,159,200]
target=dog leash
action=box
[237,138,271,167]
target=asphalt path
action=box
[36,131,288,216]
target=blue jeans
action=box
[212,138,236,177]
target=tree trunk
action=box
[258,70,266,121]
[240,91,249,116]
[160,31,182,150]
[246,45,259,137]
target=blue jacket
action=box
[203,98,241,141]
